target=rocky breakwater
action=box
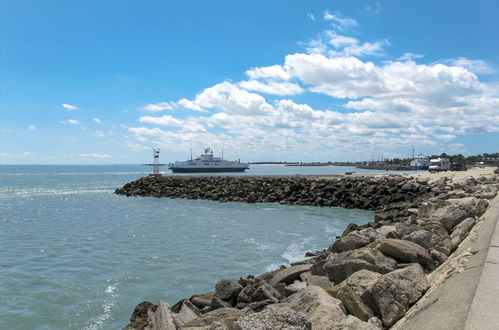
[119,171,499,329]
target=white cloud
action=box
[79,153,112,159]
[177,98,205,112]
[444,57,495,74]
[246,65,291,81]
[307,13,316,21]
[238,80,304,96]
[399,52,424,61]
[62,103,78,110]
[93,118,102,124]
[95,130,105,137]
[67,119,79,125]
[323,11,357,30]
[28,125,37,130]
[143,102,175,112]
[139,115,183,126]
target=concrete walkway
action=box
[392,193,499,330]
[464,194,499,330]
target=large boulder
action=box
[366,264,429,327]
[124,301,157,330]
[333,315,380,330]
[323,247,397,284]
[374,239,435,270]
[146,301,176,330]
[268,264,312,286]
[173,302,198,327]
[182,308,241,329]
[215,279,243,302]
[450,217,476,249]
[233,305,311,330]
[278,286,347,330]
[328,270,382,321]
[237,278,281,309]
[300,272,333,290]
[190,292,215,310]
[330,229,384,253]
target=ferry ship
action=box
[168,148,249,173]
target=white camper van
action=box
[429,158,451,172]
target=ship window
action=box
[204,162,209,165]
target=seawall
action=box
[117,168,499,329]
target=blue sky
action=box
[1,0,498,164]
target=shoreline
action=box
[118,167,498,329]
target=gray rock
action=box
[182,308,241,329]
[237,278,281,308]
[124,301,156,330]
[333,315,379,330]
[268,264,312,286]
[401,229,441,250]
[285,281,307,296]
[191,292,216,309]
[173,302,198,327]
[211,297,232,310]
[330,229,384,253]
[324,247,397,284]
[215,279,243,302]
[328,270,381,321]
[233,305,311,330]
[300,272,333,290]
[146,301,176,330]
[450,217,475,249]
[374,239,435,270]
[376,225,398,239]
[279,286,347,330]
[368,316,383,328]
[430,249,448,265]
[367,264,429,327]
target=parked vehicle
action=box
[450,162,467,171]
[429,158,451,172]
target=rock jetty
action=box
[118,169,499,329]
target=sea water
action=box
[0,165,380,329]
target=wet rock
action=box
[237,278,281,308]
[324,247,397,284]
[233,305,311,330]
[215,279,243,302]
[330,229,384,253]
[366,264,429,327]
[268,264,312,286]
[374,239,435,270]
[191,292,216,310]
[125,301,157,330]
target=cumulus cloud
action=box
[62,103,77,110]
[443,57,495,75]
[238,80,304,95]
[139,115,183,126]
[127,19,498,160]
[307,13,316,21]
[67,119,79,125]
[93,118,102,124]
[143,102,175,112]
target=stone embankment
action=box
[117,169,499,329]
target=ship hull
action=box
[169,167,248,173]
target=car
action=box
[450,162,467,171]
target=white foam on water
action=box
[281,236,313,264]
[84,283,119,330]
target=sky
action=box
[1,0,498,164]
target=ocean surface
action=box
[0,164,408,329]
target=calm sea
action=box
[0,164,398,329]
